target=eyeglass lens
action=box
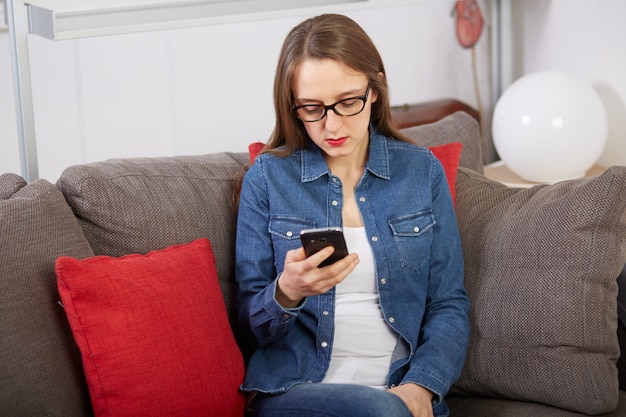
[294,85,370,122]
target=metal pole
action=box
[499,0,513,93]
[491,0,501,105]
[6,0,39,182]
[491,0,513,104]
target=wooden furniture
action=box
[391,98,480,129]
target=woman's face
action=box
[292,59,377,164]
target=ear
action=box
[371,72,384,104]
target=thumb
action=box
[285,247,307,263]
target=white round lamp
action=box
[492,71,607,183]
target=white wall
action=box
[511,0,626,168]
[0,1,492,181]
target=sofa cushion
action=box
[447,391,626,417]
[452,167,626,414]
[401,111,483,174]
[56,152,249,345]
[0,173,94,416]
[56,238,246,417]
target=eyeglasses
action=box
[292,84,371,123]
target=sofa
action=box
[1,103,625,417]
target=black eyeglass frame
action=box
[291,84,371,123]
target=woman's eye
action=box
[303,106,322,115]
[338,99,358,109]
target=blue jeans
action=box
[245,384,413,417]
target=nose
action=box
[323,108,343,132]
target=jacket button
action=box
[286,231,293,237]
[380,278,387,285]
[413,226,420,233]
[321,341,329,348]
[359,196,366,202]
[371,236,378,242]
[388,317,395,323]
[332,200,338,206]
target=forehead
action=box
[293,58,367,99]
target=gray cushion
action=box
[401,111,483,174]
[452,167,626,415]
[617,322,626,391]
[617,265,626,324]
[0,173,94,417]
[447,391,626,417]
[56,152,249,344]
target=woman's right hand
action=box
[275,247,359,308]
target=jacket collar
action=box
[300,128,391,183]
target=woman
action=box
[235,14,470,417]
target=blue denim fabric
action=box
[246,383,412,417]
[235,131,470,417]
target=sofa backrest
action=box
[56,152,250,346]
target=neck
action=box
[326,138,369,180]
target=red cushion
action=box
[429,142,463,206]
[248,142,265,165]
[55,238,246,417]
[248,140,463,206]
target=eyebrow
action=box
[295,87,364,104]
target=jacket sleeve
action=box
[235,161,304,349]
[399,156,471,406]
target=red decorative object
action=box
[55,238,247,417]
[453,0,484,49]
[451,0,484,120]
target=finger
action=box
[290,252,358,296]
[332,253,359,279]
[285,247,307,263]
[313,253,359,289]
[304,246,335,268]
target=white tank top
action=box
[322,227,398,389]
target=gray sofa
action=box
[1,110,625,417]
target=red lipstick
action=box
[326,137,348,147]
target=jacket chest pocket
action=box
[388,211,435,273]
[269,217,317,265]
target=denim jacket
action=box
[235,131,470,416]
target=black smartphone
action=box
[300,227,349,268]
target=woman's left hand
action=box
[388,383,434,417]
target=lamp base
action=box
[484,161,606,188]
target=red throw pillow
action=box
[248,142,265,165]
[55,238,246,417]
[248,141,463,206]
[429,142,463,206]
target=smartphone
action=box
[300,227,349,268]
